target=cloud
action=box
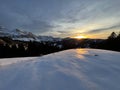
[21,20,55,34]
[0,0,120,38]
[84,23,120,34]
[0,0,71,33]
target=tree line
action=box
[0,40,62,58]
[0,32,120,58]
[96,32,120,51]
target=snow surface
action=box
[0,49,120,90]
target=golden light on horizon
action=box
[73,35,87,39]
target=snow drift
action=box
[0,49,120,90]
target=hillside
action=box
[0,49,120,90]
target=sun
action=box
[74,35,87,39]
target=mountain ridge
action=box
[0,26,61,42]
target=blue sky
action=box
[0,0,120,38]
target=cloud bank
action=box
[0,0,120,38]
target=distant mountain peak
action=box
[0,26,61,42]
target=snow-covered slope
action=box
[0,49,120,90]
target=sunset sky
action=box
[0,0,120,39]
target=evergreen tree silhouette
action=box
[108,32,117,40]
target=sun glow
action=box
[74,35,87,39]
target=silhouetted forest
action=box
[0,39,63,58]
[0,32,120,58]
[96,32,120,51]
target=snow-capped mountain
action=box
[0,26,61,42]
[37,36,61,42]
[0,26,11,37]
[11,29,38,41]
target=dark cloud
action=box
[57,31,68,34]
[0,0,120,38]
[21,20,54,34]
[0,0,71,33]
[84,23,120,34]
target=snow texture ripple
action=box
[0,49,120,90]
